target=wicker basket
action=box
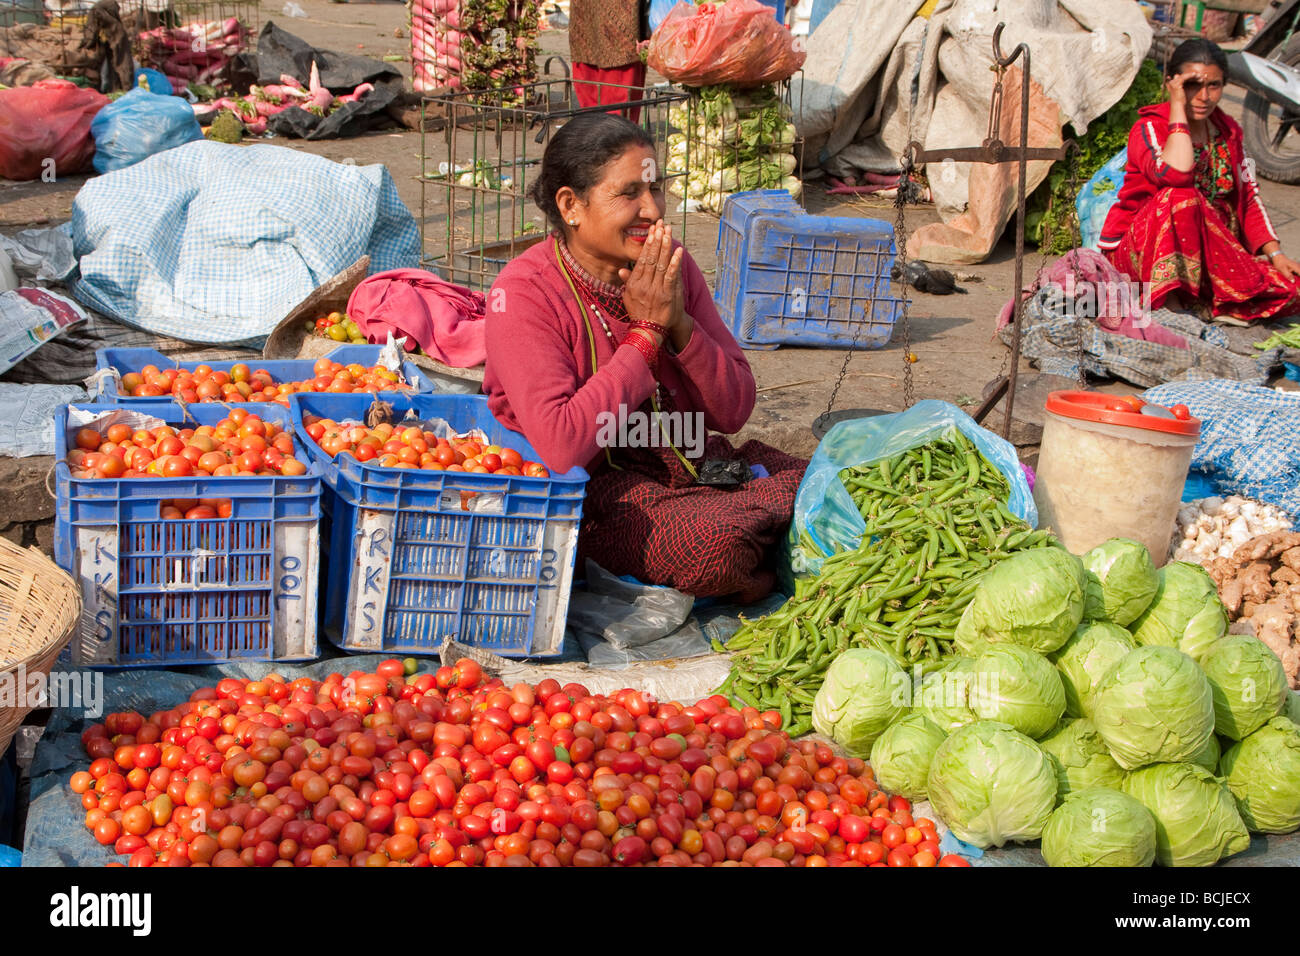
[0,536,81,758]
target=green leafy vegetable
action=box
[1051,621,1136,719]
[1219,716,1300,833]
[1081,538,1158,627]
[1201,636,1288,740]
[926,721,1059,849]
[1041,788,1156,867]
[870,713,947,801]
[810,648,907,756]
[968,644,1066,740]
[1122,762,1250,867]
[1037,718,1126,801]
[1091,646,1215,771]
[953,547,1087,656]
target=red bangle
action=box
[1168,122,1190,135]
[623,330,659,368]
[627,319,668,339]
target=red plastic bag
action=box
[0,80,108,181]
[646,0,806,88]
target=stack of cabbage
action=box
[666,84,799,212]
[814,538,1300,867]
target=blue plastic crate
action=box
[287,392,588,658]
[91,345,438,406]
[713,190,906,350]
[53,402,323,667]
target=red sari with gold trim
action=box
[1100,102,1300,323]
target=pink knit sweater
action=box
[484,236,757,474]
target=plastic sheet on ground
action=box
[442,641,734,703]
[0,226,77,283]
[67,140,421,348]
[0,382,88,457]
[974,831,1300,866]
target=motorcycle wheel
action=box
[1243,34,1300,184]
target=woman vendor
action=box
[484,113,805,602]
[568,0,646,123]
[1099,38,1300,323]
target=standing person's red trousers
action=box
[573,62,647,124]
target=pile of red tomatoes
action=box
[71,659,970,868]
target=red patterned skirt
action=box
[576,435,807,603]
[1105,186,1300,323]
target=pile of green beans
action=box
[714,431,1055,735]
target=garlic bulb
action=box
[1169,495,1296,563]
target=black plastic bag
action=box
[230,21,402,91]
[695,458,751,487]
[267,83,401,140]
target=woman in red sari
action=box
[484,114,805,601]
[1099,38,1300,323]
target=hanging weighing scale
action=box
[815,21,1084,442]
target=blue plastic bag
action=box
[133,68,173,95]
[789,401,1038,575]
[1076,147,1127,251]
[90,87,203,174]
[649,0,678,33]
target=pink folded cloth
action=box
[997,249,1188,350]
[346,268,488,368]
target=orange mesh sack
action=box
[646,0,806,88]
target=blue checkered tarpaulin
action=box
[68,141,420,347]
[1144,380,1300,517]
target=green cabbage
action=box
[954,548,1087,655]
[1051,621,1136,719]
[1201,636,1289,740]
[1129,562,1228,663]
[1091,646,1215,770]
[1038,719,1126,801]
[968,644,1066,739]
[926,720,1059,848]
[1081,538,1159,627]
[1041,787,1157,867]
[1122,763,1251,866]
[1190,732,1220,773]
[915,657,979,733]
[869,713,947,801]
[1219,716,1300,833]
[811,649,907,756]
[1288,690,1300,728]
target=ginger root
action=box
[1201,532,1300,689]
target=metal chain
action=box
[1065,141,1089,390]
[896,177,916,410]
[822,154,917,417]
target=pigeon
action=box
[891,260,967,295]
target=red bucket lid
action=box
[1044,390,1201,436]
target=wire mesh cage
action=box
[0,0,257,89]
[420,71,691,292]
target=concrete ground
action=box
[4,0,1300,548]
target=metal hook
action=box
[991,22,1026,68]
